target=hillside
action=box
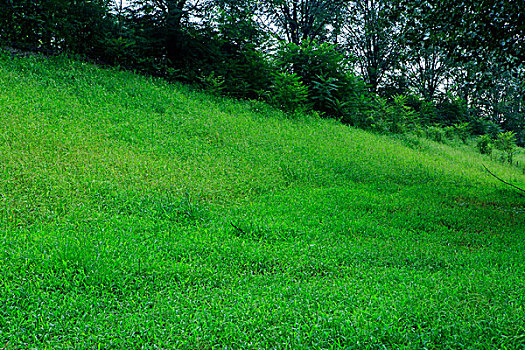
[1,52,524,349]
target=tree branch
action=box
[482,164,525,195]
[231,222,249,235]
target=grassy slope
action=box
[0,53,524,349]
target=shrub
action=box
[0,0,116,58]
[275,41,368,119]
[453,122,471,143]
[425,126,446,143]
[199,71,225,95]
[390,95,418,133]
[310,73,341,115]
[494,131,518,164]
[476,135,493,155]
[434,97,469,126]
[412,124,425,138]
[444,122,471,143]
[470,117,503,137]
[443,126,455,139]
[367,97,389,133]
[268,71,309,113]
[369,95,417,134]
[218,46,273,99]
[405,94,437,126]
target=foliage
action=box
[477,134,493,155]
[494,131,518,164]
[309,73,340,112]
[216,46,273,99]
[343,0,408,93]
[259,0,347,44]
[200,1,272,98]
[422,0,525,66]
[276,41,368,118]
[199,71,225,95]
[470,117,503,138]
[268,71,309,113]
[425,126,446,143]
[434,97,469,126]
[1,0,523,143]
[404,94,437,125]
[0,0,115,56]
[368,95,418,134]
[443,125,455,140]
[452,122,471,143]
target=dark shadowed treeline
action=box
[1,0,523,146]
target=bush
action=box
[452,122,471,143]
[425,126,446,143]
[470,117,503,137]
[199,71,225,95]
[216,45,273,99]
[404,94,437,126]
[0,0,116,57]
[443,126,455,140]
[309,73,341,114]
[276,41,368,119]
[494,131,518,164]
[268,71,309,113]
[476,135,493,155]
[368,95,418,134]
[434,97,469,126]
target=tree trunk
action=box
[166,0,186,63]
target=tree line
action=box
[1,0,524,146]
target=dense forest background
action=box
[1,0,524,146]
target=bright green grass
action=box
[0,52,524,349]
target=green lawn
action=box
[1,52,524,349]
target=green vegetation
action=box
[1,53,525,349]
[2,1,524,146]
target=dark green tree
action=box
[342,0,408,93]
[0,0,115,56]
[260,0,346,45]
